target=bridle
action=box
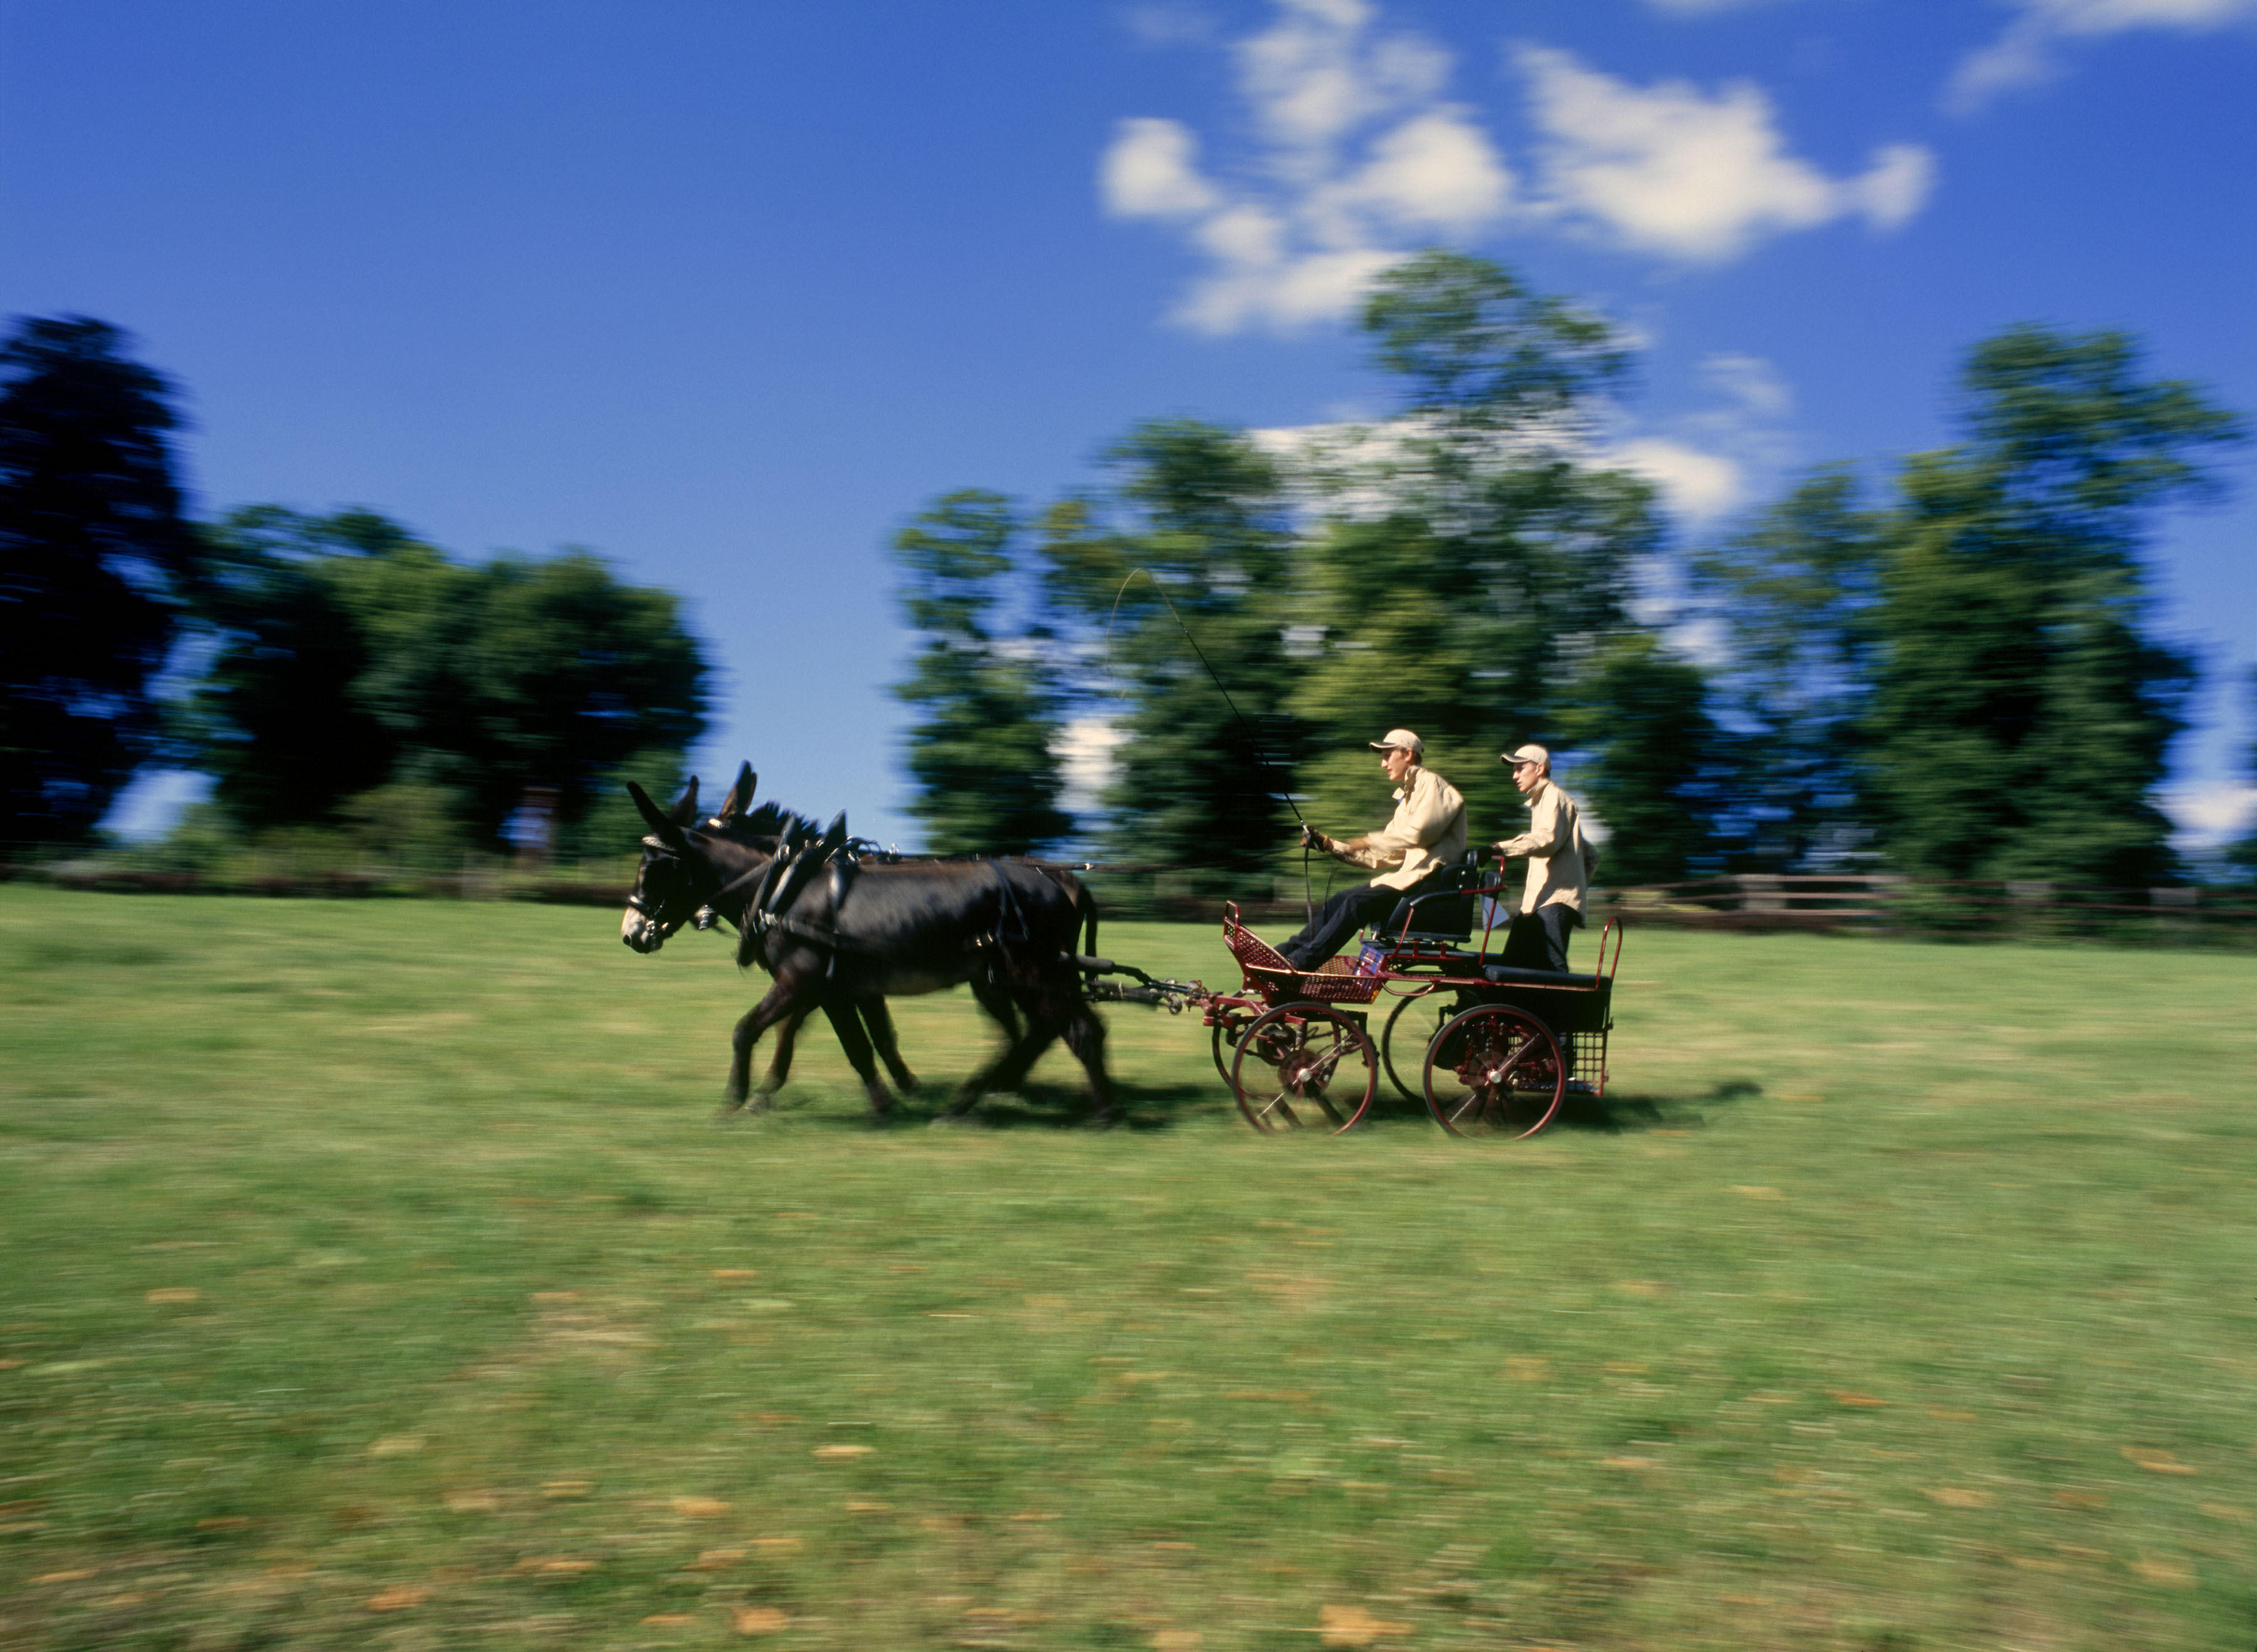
[626,831,784,945]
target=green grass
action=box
[3,885,2254,1649]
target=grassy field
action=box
[2,885,2254,1650]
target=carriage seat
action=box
[1381,851,1492,944]
[1480,963,1601,990]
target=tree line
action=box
[4,272,2250,888]
[890,251,2252,890]
[1,317,709,866]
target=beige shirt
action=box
[1497,777,1588,913]
[1332,765,1467,892]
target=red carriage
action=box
[1084,856,1622,1139]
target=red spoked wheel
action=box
[1423,1003,1565,1140]
[1209,1002,1264,1092]
[1229,1002,1377,1135]
[1380,989,1453,1103]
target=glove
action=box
[1301,823,1328,852]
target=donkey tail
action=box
[1078,878,1100,964]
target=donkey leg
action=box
[859,996,919,1093]
[942,980,1040,1119]
[967,975,1024,1048]
[757,1005,812,1099]
[725,984,802,1116]
[952,1003,1063,1115]
[1060,999,1120,1126]
[819,999,893,1120]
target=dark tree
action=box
[185,506,711,848]
[1294,253,1659,850]
[1037,422,1307,885]
[1691,468,1883,870]
[892,491,1070,855]
[1560,634,1735,885]
[1860,327,2241,885]
[0,317,195,849]
[185,507,419,831]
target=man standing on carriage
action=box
[1277,729,1466,971]
[1495,744,1593,973]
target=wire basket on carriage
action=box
[1221,905,1382,1005]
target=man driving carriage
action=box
[1276,729,1466,971]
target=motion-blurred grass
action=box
[2,885,2253,1649]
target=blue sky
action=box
[4,0,2252,852]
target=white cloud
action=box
[1103,3,1934,330]
[1053,717,1127,819]
[1702,350,1793,418]
[1098,0,1513,332]
[1604,350,1801,527]
[1514,46,1937,261]
[1102,117,1221,218]
[1120,3,1219,48]
[1950,0,2257,108]
[2164,780,2257,847]
[1613,437,1749,522]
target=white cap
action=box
[1368,729,1424,755]
[1501,744,1549,770]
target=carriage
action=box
[1085,856,1622,1140]
[624,767,1618,1135]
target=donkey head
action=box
[620,776,707,954]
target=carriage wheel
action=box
[1423,1003,1565,1140]
[1230,1002,1377,1135]
[1380,990,1453,1104]
[1211,1015,1244,1087]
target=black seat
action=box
[1382,851,1490,944]
[1480,963,1599,989]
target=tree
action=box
[185,506,711,850]
[1860,326,2240,885]
[1036,421,1307,887]
[2228,666,2257,886]
[1559,634,1734,885]
[0,316,195,850]
[1691,468,1883,870]
[1290,253,1660,853]
[892,491,1070,855]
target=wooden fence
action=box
[16,857,2257,940]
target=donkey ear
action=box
[628,781,686,848]
[668,776,702,826]
[715,762,754,823]
[822,811,848,853]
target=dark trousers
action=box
[1502,903,1583,972]
[1279,876,1439,969]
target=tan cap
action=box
[1501,744,1550,769]
[1368,729,1424,755]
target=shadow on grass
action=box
[1553,1077,1764,1134]
[732,1078,1223,1134]
[722,1077,1765,1138]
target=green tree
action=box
[1860,326,2240,885]
[1292,252,1661,852]
[1560,634,1733,885]
[891,490,1070,855]
[0,316,195,850]
[1691,468,1883,870]
[2228,667,2257,886]
[1036,421,1307,887]
[186,507,710,851]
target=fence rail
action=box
[12,857,2257,940]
